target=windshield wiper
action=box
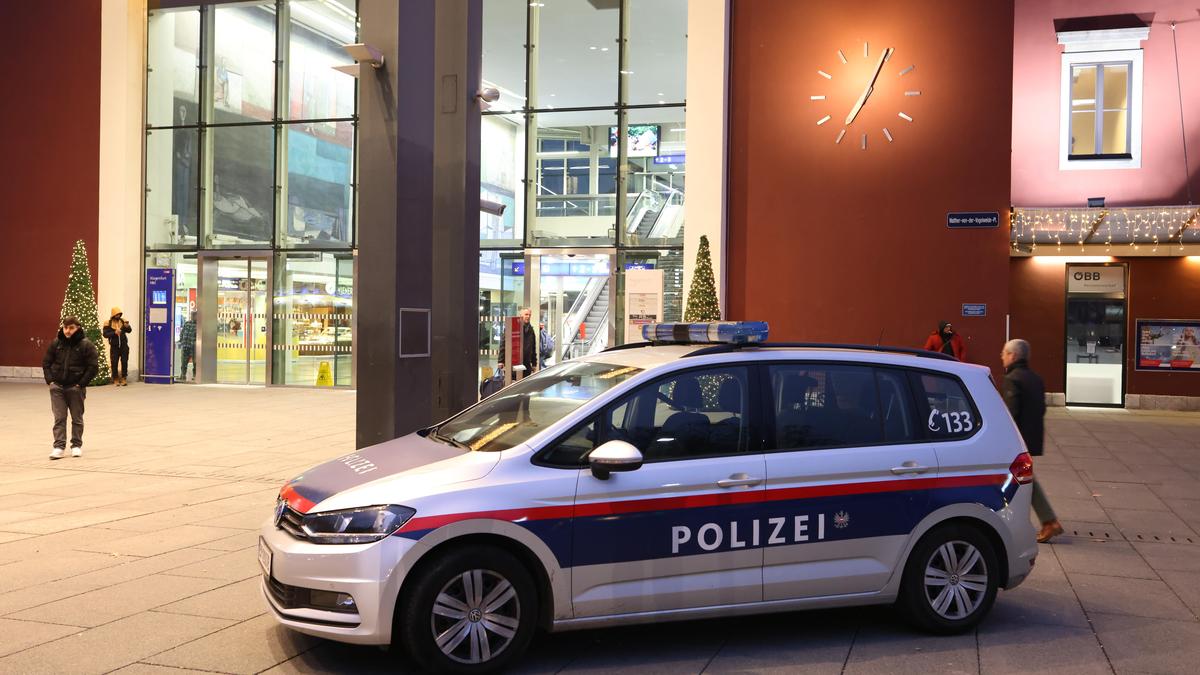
[429,430,471,451]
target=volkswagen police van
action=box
[261,322,1038,673]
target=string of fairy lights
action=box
[1011,205,1200,254]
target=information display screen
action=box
[1136,320,1200,371]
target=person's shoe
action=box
[1037,520,1064,543]
[71,447,83,458]
[49,447,64,460]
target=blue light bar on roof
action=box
[641,321,769,344]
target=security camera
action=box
[342,43,384,69]
[480,199,506,217]
[476,86,501,111]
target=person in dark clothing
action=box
[102,306,132,386]
[924,320,967,361]
[179,313,197,381]
[1001,338,1061,543]
[518,307,538,379]
[42,316,99,459]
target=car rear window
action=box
[908,371,980,440]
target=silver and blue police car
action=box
[260,322,1038,673]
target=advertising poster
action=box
[625,269,664,343]
[1136,320,1200,371]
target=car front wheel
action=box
[397,545,537,673]
[898,523,1000,634]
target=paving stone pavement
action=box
[1,381,1199,674]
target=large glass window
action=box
[481,0,526,113]
[481,114,524,248]
[144,2,358,387]
[211,2,277,124]
[145,128,200,249]
[146,8,200,128]
[625,0,687,105]
[530,110,619,247]
[283,120,355,248]
[532,0,619,109]
[207,125,276,247]
[273,252,354,386]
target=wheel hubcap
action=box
[923,540,988,620]
[431,569,520,665]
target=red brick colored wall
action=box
[727,0,1014,379]
[0,3,101,367]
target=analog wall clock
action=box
[812,42,920,150]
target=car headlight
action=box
[300,504,416,544]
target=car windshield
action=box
[432,361,643,453]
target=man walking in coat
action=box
[103,306,132,386]
[1001,339,1062,543]
[43,316,99,459]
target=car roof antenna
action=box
[876,327,885,346]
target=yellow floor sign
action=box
[316,361,334,386]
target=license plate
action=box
[258,537,272,577]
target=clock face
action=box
[812,42,920,150]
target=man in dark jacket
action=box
[43,316,99,459]
[1002,338,1061,543]
[102,306,132,386]
[519,308,538,378]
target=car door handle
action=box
[890,462,932,475]
[717,473,763,488]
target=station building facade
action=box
[1,0,1196,416]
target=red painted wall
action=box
[728,0,1014,377]
[1010,257,1200,396]
[0,4,101,367]
[1012,0,1200,206]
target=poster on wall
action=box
[625,269,664,343]
[1136,319,1200,371]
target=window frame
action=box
[1057,41,1145,171]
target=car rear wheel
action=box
[898,523,999,634]
[397,545,537,674]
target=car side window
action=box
[909,371,980,440]
[537,416,598,468]
[876,368,917,442]
[770,364,883,449]
[608,366,750,461]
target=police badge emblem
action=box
[833,511,850,529]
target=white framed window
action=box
[1057,27,1149,171]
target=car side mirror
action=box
[588,440,643,480]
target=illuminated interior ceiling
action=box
[1011,205,1200,251]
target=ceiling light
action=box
[589,46,597,51]
[658,100,665,104]
[601,47,609,51]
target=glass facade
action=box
[479,0,688,380]
[144,1,357,387]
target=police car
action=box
[261,322,1038,673]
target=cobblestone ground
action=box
[1,381,1198,674]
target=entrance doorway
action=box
[1064,264,1127,406]
[198,255,271,385]
[527,251,615,365]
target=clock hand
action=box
[844,47,893,125]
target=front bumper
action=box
[258,518,421,645]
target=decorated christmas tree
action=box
[59,240,110,385]
[684,234,721,322]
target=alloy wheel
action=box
[430,569,521,665]
[923,540,989,620]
